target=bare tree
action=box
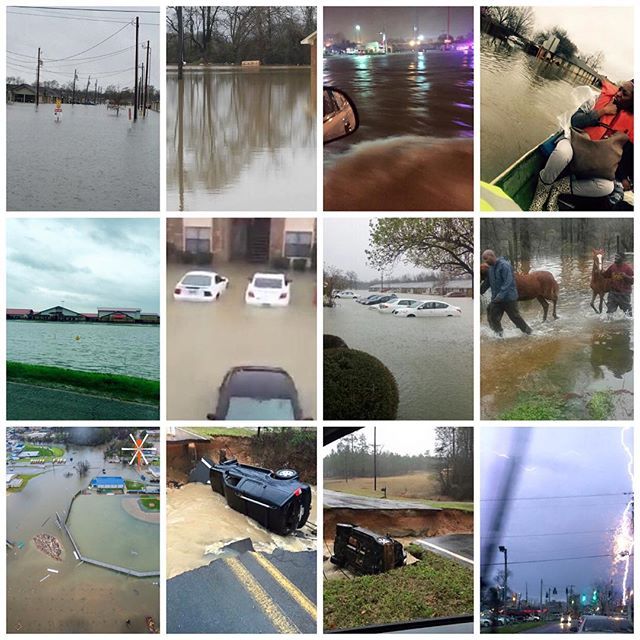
[75,460,90,477]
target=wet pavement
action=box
[323,489,440,511]
[416,534,474,566]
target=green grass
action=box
[188,427,257,437]
[125,479,145,491]
[587,391,614,420]
[324,550,472,631]
[489,620,549,634]
[499,395,565,420]
[7,361,159,405]
[139,497,160,511]
[7,473,42,493]
[22,444,65,458]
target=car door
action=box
[417,302,436,317]
[433,302,450,316]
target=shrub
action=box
[324,348,399,420]
[323,334,348,350]
[587,391,614,420]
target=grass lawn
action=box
[23,444,65,458]
[125,479,145,491]
[7,361,160,405]
[139,497,160,511]
[324,550,472,631]
[7,473,43,493]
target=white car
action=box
[393,300,462,317]
[245,272,291,307]
[173,270,229,302]
[335,290,357,299]
[376,298,420,314]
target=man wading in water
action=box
[603,252,634,317]
[481,250,532,337]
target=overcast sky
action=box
[7,6,160,90]
[481,427,634,602]
[531,6,633,81]
[7,218,160,313]
[324,218,423,281]
[324,6,473,43]
[324,425,438,456]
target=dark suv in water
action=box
[209,459,312,536]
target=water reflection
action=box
[167,69,316,211]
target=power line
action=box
[501,528,617,538]
[22,6,160,13]
[481,491,632,502]
[8,10,159,26]
[45,21,132,62]
[484,552,634,566]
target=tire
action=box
[274,468,299,481]
[407,314,415,318]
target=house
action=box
[6,308,33,320]
[443,278,473,297]
[97,307,141,322]
[90,476,125,491]
[7,83,36,103]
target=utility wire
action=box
[484,552,634,566]
[481,491,632,502]
[501,528,617,538]
[45,21,132,62]
[8,10,158,25]
[21,6,160,13]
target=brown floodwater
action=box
[166,262,317,420]
[481,254,634,419]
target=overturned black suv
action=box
[330,523,406,575]
[208,459,312,536]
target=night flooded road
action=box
[324,294,473,420]
[167,69,316,211]
[7,104,159,211]
[481,255,634,420]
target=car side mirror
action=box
[323,86,359,144]
[206,413,216,420]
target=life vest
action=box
[583,80,634,143]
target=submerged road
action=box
[167,549,316,633]
[521,622,571,634]
[6,382,159,420]
[415,534,474,567]
[323,490,440,511]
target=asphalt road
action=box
[323,490,440,511]
[522,622,570,634]
[167,549,316,633]
[6,382,159,420]
[416,534,474,567]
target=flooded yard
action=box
[166,262,316,419]
[7,104,159,211]
[324,294,473,420]
[167,69,316,211]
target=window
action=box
[185,227,210,253]
[284,231,313,258]
[434,302,449,309]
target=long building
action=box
[6,306,160,324]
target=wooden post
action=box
[143,41,150,117]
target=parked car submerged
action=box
[245,272,291,307]
[376,298,419,313]
[363,294,397,306]
[334,290,358,299]
[393,300,462,317]
[356,294,380,304]
[173,270,229,302]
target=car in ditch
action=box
[173,270,229,302]
[207,458,312,536]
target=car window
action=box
[434,302,449,309]
[226,397,295,419]
[254,277,283,289]
[215,275,225,284]
[182,274,211,286]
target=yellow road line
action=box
[250,551,317,621]
[224,556,299,634]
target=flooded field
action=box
[7,104,159,211]
[7,444,159,633]
[324,294,473,420]
[167,69,316,211]
[166,262,316,419]
[481,255,634,419]
[7,322,160,380]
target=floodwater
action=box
[7,321,160,380]
[323,50,474,158]
[166,262,317,419]
[324,294,473,420]
[7,103,159,211]
[167,69,316,211]
[481,33,596,181]
[7,443,159,633]
[481,255,634,419]
[67,495,159,572]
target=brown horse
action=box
[590,248,611,314]
[481,263,559,321]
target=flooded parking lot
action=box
[7,104,159,211]
[166,262,316,419]
[167,69,316,211]
[324,294,473,420]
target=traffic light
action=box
[581,594,587,604]
[592,589,598,603]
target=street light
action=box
[499,545,508,608]
[354,24,360,46]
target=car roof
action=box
[182,270,218,277]
[252,272,285,279]
[223,366,296,399]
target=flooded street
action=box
[323,51,474,158]
[7,322,160,380]
[166,262,316,419]
[481,33,592,181]
[7,444,159,633]
[481,255,634,419]
[167,69,316,211]
[324,294,473,420]
[7,104,159,211]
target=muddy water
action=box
[167,262,317,420]
[324,293,473,420]
[481,255,634,419]
[167,69,316,211]
[167,483,317,579]
[7,444,159,633]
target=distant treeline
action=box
[167,6,317,65]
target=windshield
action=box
[226,397,294,419]
[182,274,211,286]
[254,277,283,289]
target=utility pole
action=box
[373,426,377,491]
[94,78,97,105]
[72,69,77,104]
[134,16,139,121]
[540,579,543,616]
[143,40,150,117]
[177,6,184,80]
[499,546,508,607]
[35,47,41,107]
[140,63,145,113]
[85,75,91,104]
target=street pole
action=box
[499,546,508,608]
[72,69,77,104]
[143,40,150,117]
[140,63,144,112]
[177,7,184,80]
[134,16,139,121]
[94,78,97,104]
[35,47,41,107]
[540,579,543,617]
[373,426,377,491]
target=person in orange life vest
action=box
[531,79,634,210]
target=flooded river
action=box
[166,262,316,419]
[7,321,160,380]
[167,69,316,211]
[323,50,474,157]
[324,294,473,420]
[7,443,159,633]
[7,104,159,211]
[481,255,634,419]
[481,33,594,181]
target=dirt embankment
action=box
[324,507,473,540]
